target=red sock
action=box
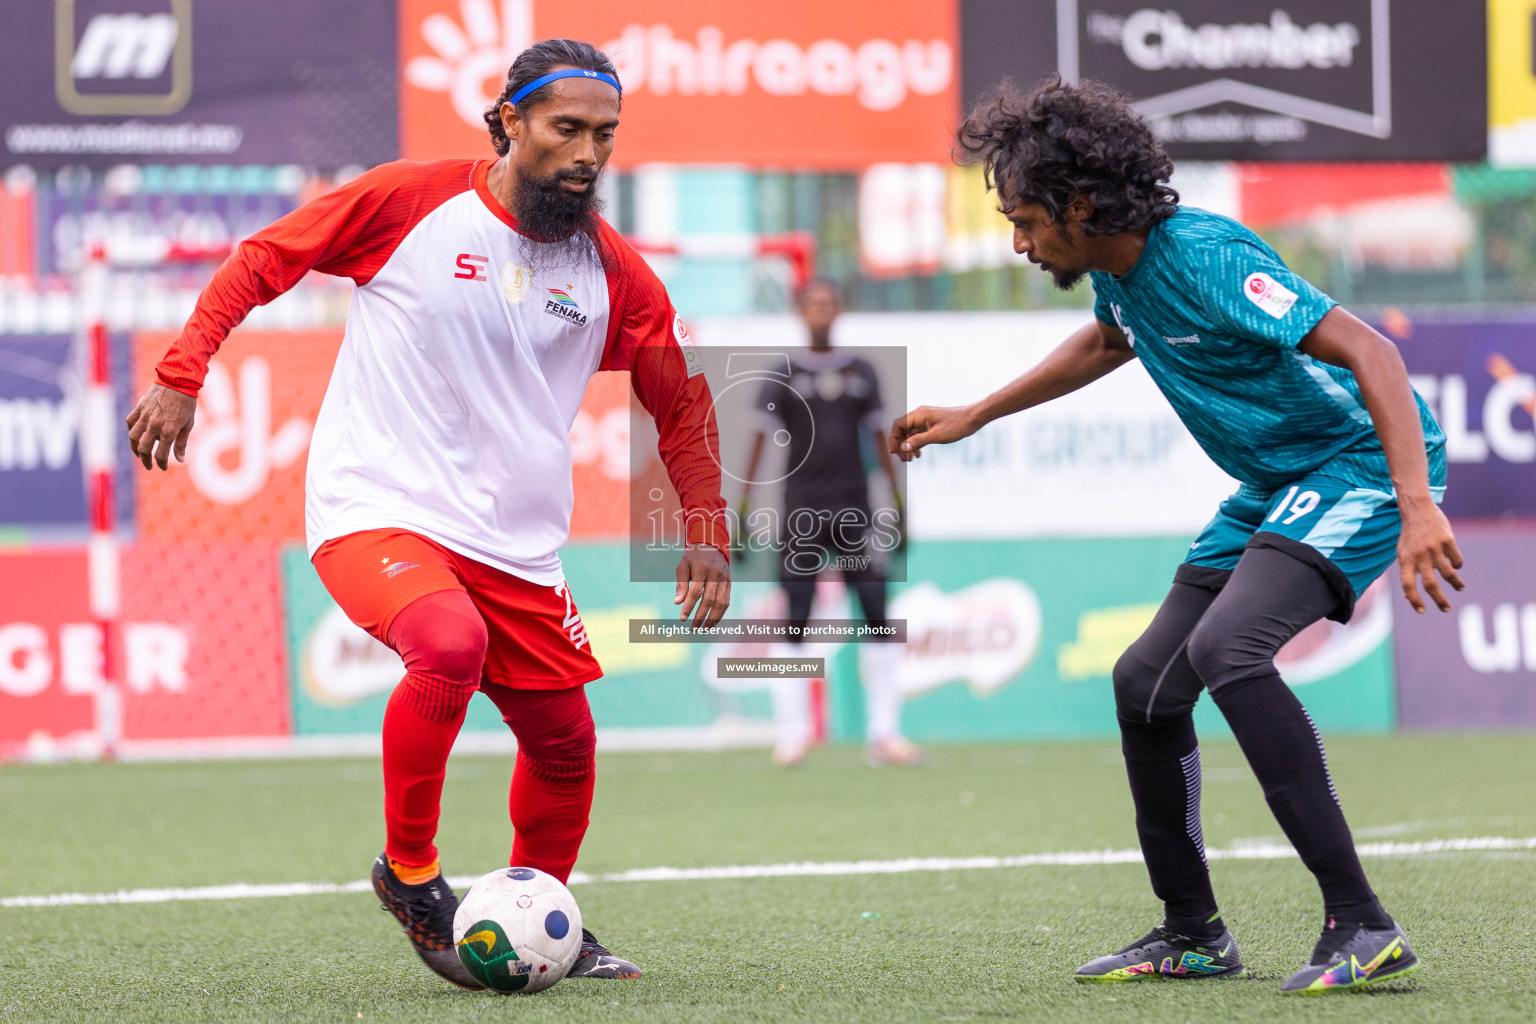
[380,591,488,867]
[509,751,595,883]
[482,684,596,883]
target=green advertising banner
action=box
[282,537,1394,747]
[824,538,1395,743]
[281,544,776,741]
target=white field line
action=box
[5,836,1533,910]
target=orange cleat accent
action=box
[389,856,441,886]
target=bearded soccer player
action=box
[891,77,1462,994]
[124,39,730,988]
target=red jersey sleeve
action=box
[595,225,728,559]
[154,159,477,396]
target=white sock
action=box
[770,644,812,750]
[860,643,905,743]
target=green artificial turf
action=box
[2,734,1535,1023]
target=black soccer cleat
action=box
[1280,919,1420,994]
[370,853,485,990]
[1075,924,1243,982]
[565,927,642,979]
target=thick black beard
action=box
[512,168,608,273]
[1050,266,1086,291]
[1046,222,1087,291]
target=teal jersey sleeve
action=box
[1091,286,1137,344]
[1199,239,1336,350]
[1092,287,1116,330]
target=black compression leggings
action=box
[1113,543,1377,921]
[1112,545,1339,722]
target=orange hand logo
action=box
[1488,353,1536,416]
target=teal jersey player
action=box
[1087,206,1449,600]
[893,75,1465,996]
[1088,206,1446,497]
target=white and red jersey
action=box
[157,158,725,584]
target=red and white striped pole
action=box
[79,241,122,759]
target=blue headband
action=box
[508,69,621,106]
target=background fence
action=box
[10,162,1536,320]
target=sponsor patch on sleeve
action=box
[673,314,705,378]
[1243,272,1298,319]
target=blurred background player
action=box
[892,76,1462,995]
[124,40,731,989]
[739,279,918,768]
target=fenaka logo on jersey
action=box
[1243,272,1298,319]
[501,260,531,304]
[55,0,194,116]
[544,288,588,326]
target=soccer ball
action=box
[452,866,583,994]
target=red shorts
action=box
[312,529,602,690]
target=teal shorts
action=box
[1183,473,1409,621]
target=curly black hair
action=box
[484,39,621,157]
[955,75,1178,235]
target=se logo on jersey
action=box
[453,253,489,281]
[1244,272,1298,319]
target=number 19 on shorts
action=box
[1267,486,1321,525]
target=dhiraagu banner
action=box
[814,538,1395,743]
[282,543,776,743]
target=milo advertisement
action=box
[702,538,1394,743]
[283,536,1393,746]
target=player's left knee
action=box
[517,689,596,767]
[515,747,594,788]
[1111,648,1154,720]
[1186,617,1279,693]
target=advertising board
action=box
[1384,312,1536,519]
[691,311,1241,540]
[0,333,134,534]
[400,0,958,167]
[1395,528,1536,728]
[0,545,289,756]
[1,0,397,168]
[961,0,1486,161]
[132,330,342,544]
[705,537,1396,743]
[284,541,773,742]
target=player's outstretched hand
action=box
[675,544,731,629]
[1397,502,1465,613]
[888,405,979,462]
[125,383,197,471]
